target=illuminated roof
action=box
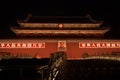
[17,23,102,28]
[11,14,110,38]
[11,27,110,37]
[17,14,103,28]
[19,14,103,23]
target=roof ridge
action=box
[26,13,90,19]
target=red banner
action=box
[79,42,120,48]
[0,43,45,48]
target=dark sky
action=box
[1,0,120,38]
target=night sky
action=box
[1,0,120,39]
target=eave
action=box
[11,28,110,36]
[17,21,103,29]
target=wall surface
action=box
[0,39,120,59]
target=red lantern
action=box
[59,24,63,28]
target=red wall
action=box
[0,42,58,58]
[0,39,120,59]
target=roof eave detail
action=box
[11,28,110,35]
[17,22,102,28]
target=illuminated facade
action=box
[0,14,120,60]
